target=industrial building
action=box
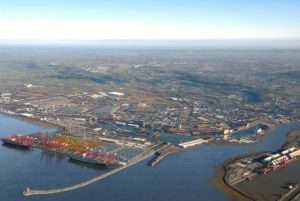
[178,138,208,148]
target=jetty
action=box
[150,145,182,167]
[23,150,155,196]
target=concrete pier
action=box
[150,145,182,167]
[23,151,155,196]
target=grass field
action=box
[286,129,300,143]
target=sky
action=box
[0,0,299,41]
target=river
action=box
[0,115,299,201]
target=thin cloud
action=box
[0,19,281,41]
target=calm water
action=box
[232,124,268,138]
[0,115,299,201]
[99,122,196,143]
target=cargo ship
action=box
[1,135,35,149]
[69,151,115,166]
[69,153,106,165]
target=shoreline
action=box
[214,125,299,201]
[0,113,65,132]
[142,121,278,168]
[1,113,296,199]
[23,149,156,196]
[213,152,264,201]
[0,113,156,196]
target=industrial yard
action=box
[1,116,216,197]
[1,132,157,167]
[222,130,300,201]
[236,159,300,201]
[0,44,299,201]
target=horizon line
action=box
[1,38,300,49]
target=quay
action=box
[277,184,299,201]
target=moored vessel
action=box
[69,151,115,166]
[1,135,35,148]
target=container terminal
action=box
[223,145,300,201]
[0,123,212,197]
[1,132,156,167]
[0,130,165,196]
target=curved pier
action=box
[23,151,155,196]
[150,145,182,167]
